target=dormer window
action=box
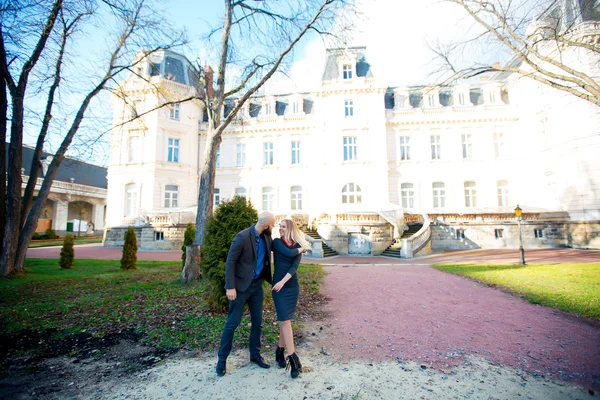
[427,94,436,107]
[343,64,353,80]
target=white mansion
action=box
[104,6,600,256]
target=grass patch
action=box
[432,263,600,321]
[0,259,325,352]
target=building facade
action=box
[104,6,600,254]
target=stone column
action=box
[53,200,69,232]
[92,203,106,231]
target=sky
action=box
[164,0,474,91]
[20,0,489,166]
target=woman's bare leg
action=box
[279,320,295,354]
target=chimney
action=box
[205,66,215,98]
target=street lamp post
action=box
[514,204,526,265]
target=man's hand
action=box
[226,288,237,301]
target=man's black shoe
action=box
[250,355,271,369]
[216,360,226,376]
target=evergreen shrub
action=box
[182,223,196,267]
[121,226,137,270]
[202,195,257,311]
[59,235,75,269]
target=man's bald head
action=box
[256,211,275,236]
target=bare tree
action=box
[0,0,186,276]
[431,0,600,107]
[180,0,356,283]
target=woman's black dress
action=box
[272,238,302,321]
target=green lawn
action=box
[0,259,325,351]
[432,263,600,321]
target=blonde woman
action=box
[272,219,311,378]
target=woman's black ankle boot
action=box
[286,352,302,378]
[275,346,286,368]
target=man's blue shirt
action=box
[253,226,266,279]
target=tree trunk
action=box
[181,122,222,284]
[20,27,67,227]
[180,245,201,283]
[0,95,24,276]
[0,79,7,256]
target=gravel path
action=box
[314,264,600,391]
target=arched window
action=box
[464,181,477,208]
[401,183,414,208]
[291,186,303,211]
[124,183,138,217]
[235,187,247,199]
[164,185,178,208]
[262,187,274,210]
[342,183,362,204]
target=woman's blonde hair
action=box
[280,219,310,249]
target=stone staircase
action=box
[300,226,338,257]
[381,224,423,258]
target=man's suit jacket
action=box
[224,226,273,292]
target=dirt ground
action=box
[4,249,599,399]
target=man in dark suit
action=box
[216,211,276,376]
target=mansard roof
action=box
[322,46,374,81]
[7,145,108,189]
[143,49,200,88]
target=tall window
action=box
[430,135,441,160]
[216,146,221,168]
[124,183,137,217]
[497,180,509,207]
[264,103,273,116]
[494,132,505,158]
[427,94,435,107]
[263,142,274,165]
[343,137,357,161]
[401,183,415,208]
[458,92,466,105]
[344,100,354,117]
[169,103,180,120]
[292,101,300,114]
[235,187,247,199]
[341,183,362,204]
[399,136,411,161]
[291,186,303,211]
[164,185,178,208]
[167,138,179,163]
[214,188,220,206]
[291,141,301,165]
[262,187,274,210]
[236,143,246,167]
[343,64,353,79]
[464,181,477,207]
[462,134,472,159]
[432,182,446,208]
[128,136,141,162]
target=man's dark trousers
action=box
[217,279,264,361]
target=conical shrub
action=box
[121,226,137,270]
[59,235,75,269]
[182,223,196,267]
